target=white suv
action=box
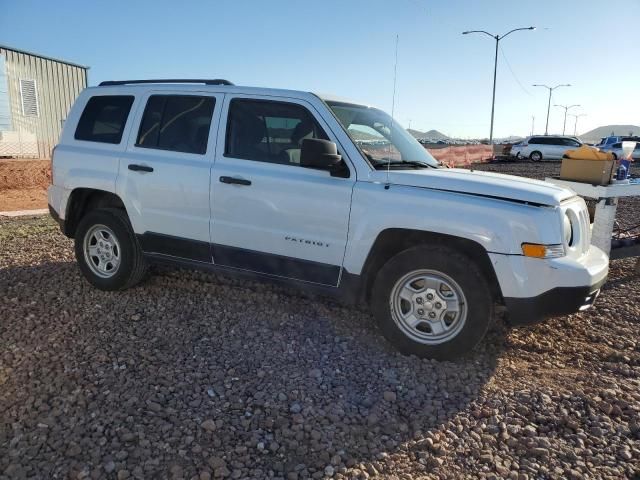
[48,79,609,359]
[511,135,583,162]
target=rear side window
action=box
[225,98,328,165]
[136,95,215,154]
[75,95,134,144]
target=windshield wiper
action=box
[372,160,435,169]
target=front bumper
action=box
[489,246,609,325]
[504,277,606,325]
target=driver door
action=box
[210,95,356,286]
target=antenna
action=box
[386,34,399,188]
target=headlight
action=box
[563,213,574,246]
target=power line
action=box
[499,45,533,97]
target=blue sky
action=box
[2,0,639,138]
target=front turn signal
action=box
[521,243,565,259]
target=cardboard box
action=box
[560,158,615,185]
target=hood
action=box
[372,168,576,206]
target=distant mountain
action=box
[580,125,640,143]
[408,129,450,140]
[348,129,382,141]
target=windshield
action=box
[326,101,439,169]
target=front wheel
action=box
[529,151,543,162]
[74,208,147,290]
[371,246,494,360]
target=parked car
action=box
[48,79,608,359]
[511,135,583,162]
[597,137,640,160]
[595,136,623,148]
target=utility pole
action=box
[532,84,571,135]
[554,104,580,135]
[462,26,535,145]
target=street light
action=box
[569,113,587,136]
[462,26,535,145]
[554,104,580,135]
[532,84,571,135]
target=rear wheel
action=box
[371,245,494,360]
[529,151,543,162]
[74,208,147,290]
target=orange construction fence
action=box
[425,145,494,167]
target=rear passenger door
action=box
[117,91,221,263]
[210,95,355,286]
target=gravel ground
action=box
[1,162,639,480]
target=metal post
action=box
[531,116,535,136]
[570,113,586,137]
[489,37,499,145]
[545,88,552,135]
[562,108,568,135]
[592,198,618,256]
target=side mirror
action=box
[300,139,342,169]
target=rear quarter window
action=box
[75,95,134,144]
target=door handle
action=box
[128,164,154,172]
[219,176,251,186]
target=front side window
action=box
[225,99,328,165]
[136,95,215,154]
[327,100,439,169]
[75,95,134,144]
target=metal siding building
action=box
[0,45,88,159]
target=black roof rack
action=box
[98,79,234,86]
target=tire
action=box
[529,151,542,162]
[74,208,147,291]
[370,245,494,360]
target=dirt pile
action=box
[0,160,50,211]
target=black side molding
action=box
[136,232,342,286]
[137,232,211,263]
[213,244,341,286]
